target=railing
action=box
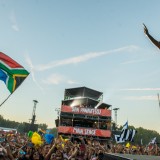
[58,126,111,137]
[61,105,111,116]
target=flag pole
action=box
[0,93,12,107]
[157,93,160,108]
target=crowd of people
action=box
[0,130,160,160]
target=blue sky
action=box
[0,0,160,133]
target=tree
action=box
[0,115,48,134]
[38,123,48,130]
[49,128,58,137]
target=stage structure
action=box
[23,100,38,133]
[56,86,112,140]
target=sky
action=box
[0,0,160,133]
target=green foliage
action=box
[38,123,48,130]
[0,115,48,133]
[48,128,58,137]
[134,127,160,146]
[0,115,19,129]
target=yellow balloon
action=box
[31,132,43,146]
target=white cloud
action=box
[121,88,160,91]
[42,74,64,85]
[25,54,43,90]
[34,45,138,71]
[12,25,19,32]
[123,95,157,101]
[25,45,139,86]
[121,59,146,65]
[42,74,78,85]
[67,80,79,84]
[10,11,19,32]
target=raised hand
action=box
[143,23,149,35]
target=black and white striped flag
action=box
[114,134,125,143]
[115,128,137,143]
[127,129,137,142]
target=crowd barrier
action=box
[103,153,132,160]
[103,153,160,160]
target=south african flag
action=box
[0,52,29,93]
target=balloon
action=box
[28,131,33,138]
[31,132,43,146]
[44,134,54,144]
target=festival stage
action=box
[104,153,160,160]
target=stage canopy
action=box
[64,86,103,101]
[97,102,111,109]
[62,97,99,108]
[62,97,111,109]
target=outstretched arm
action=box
[143,23,160,49]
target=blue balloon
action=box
[44,134,54,144]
